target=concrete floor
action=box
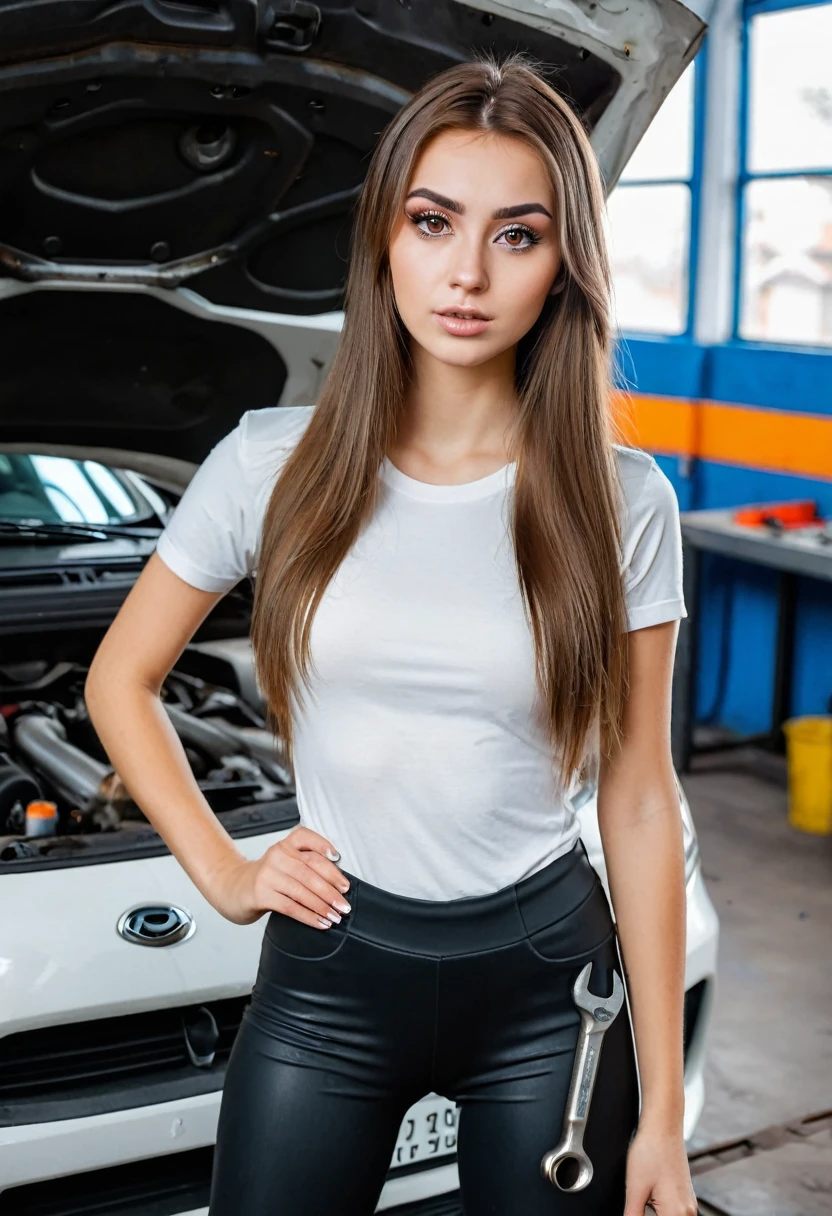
[680,743,832,1216]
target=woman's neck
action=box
[394,346,520,476]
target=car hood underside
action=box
[0,0,705,460]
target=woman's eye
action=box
[409,210,450,237]
[498,226,540,251]
[407,211,541,250]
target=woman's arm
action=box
[85,552,248,898]
[84,551,350,927]
[597,617,698,1216]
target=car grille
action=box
[1,981,710,1211]
[2,979,708,1129]
[0,1144,461,1216]
[0,1146,217,1216]
[0,995,250,1126]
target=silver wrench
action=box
[540,960,625,1192]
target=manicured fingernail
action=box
[326,849,341,861]
[326,909,342,923]
[318,917,332,929]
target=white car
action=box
[0,0,718,1211]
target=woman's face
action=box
[387,127,561,369]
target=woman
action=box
[86,50,697,1216]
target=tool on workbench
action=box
[733,500,825,532]
[540,959,625,1191]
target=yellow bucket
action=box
[782,715,832,835]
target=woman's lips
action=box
[434,312,491,336]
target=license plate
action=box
[392,1095,459,1168]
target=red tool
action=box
[732,501,825,531]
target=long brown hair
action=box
[251,48,630,788]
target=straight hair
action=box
[251,49,631,789]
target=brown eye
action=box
[408,209,451,238]
[495,224,541,252]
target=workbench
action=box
[671,505,832,773]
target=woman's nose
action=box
[448,240,489,292]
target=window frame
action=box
[610,49,708,343]
[731,0,832,349]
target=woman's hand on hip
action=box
[623,1123,699,1216]
[206,826,351,928]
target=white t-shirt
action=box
[155,406,687,900]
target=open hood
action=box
[0,0,707,461]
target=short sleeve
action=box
[622,458,688,631]
[154,421,256,592]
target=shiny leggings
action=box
[208,838,640,1215]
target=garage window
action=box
[737,0,832,346]
[607,61,700,337]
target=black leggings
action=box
[209,838,640,1215]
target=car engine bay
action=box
[0,639,298,870]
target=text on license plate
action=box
[392,1095,459,1168]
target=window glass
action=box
[748,5,832,174]
[84,460,139,517]
[611,59,696,334]
[608,183,691,335]
[127,472,169,521]
[0,454,145,525]
[620,63,695,182]
[739,174,832,345]
[30,455,109,523]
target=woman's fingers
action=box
[260,839,351,928]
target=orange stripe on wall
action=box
[612,393,832,481]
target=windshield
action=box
[0,453,159,526]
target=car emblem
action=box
[117,904,195,947]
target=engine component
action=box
[200,721,291,787]
[162,702,247,763]
[0,648,294,847]
[185,638,266,713]
[163,705,289,800]
[0,755,42,834]
[11,713,126,808]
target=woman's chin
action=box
[415,335,509,369]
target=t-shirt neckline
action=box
[379,455,517,502]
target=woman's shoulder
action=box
[610,442,678,520]
[610,443,688,629]
[237,405,315,478]
[152,406,315,592]
[611,441,657,490]
[227,405,316,511]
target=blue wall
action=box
[622,336,832,737]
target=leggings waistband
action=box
[337,837,600,958]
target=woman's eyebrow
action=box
[405,187,552,220]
